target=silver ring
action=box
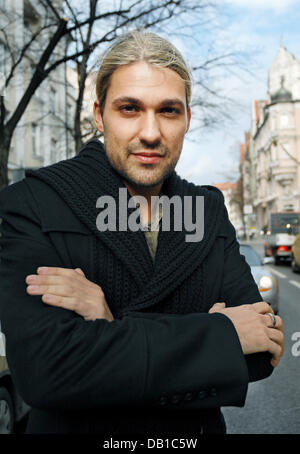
[267,312,277,328]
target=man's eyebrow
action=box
[112,97,141,106]
[112,97,186,109]
[160,99,185,109]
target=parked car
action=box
[239,244,279,314]
[0,322,30,434]
[291,234,300,273]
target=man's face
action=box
[93,61,191,189]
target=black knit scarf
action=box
[26,139,224,318]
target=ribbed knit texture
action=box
[25,139,224,319]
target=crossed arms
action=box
[0,180,283,412]
[25,266,283,367]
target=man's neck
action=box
[124,181,163,225]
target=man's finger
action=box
[37,267,79,277]
[262,313,283,331]
[268,327,284,352]
[26,275,70,286]
[252,301,274,314]
[42,294,78,311]
[266,327,284,367]
[267,338,283,367]
[27,284,73,298]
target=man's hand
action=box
[209,301,284,367]
[26,267,114,322]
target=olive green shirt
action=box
[135,198,163,261]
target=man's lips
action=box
[131,152,164,164]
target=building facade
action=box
[241,44,300,232]
[0,0,76,184]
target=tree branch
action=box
[5,17,69,135]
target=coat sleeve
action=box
[219,204,274,382]
[0,180,249,411]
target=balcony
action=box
[274,172,295,184]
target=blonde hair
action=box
[95,31,192,114]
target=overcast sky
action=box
[175,0,300,186]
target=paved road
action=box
[222,240,300,434]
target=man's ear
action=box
[93,100,104,133]
[186,106,191,133]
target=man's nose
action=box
[138,112,161,146]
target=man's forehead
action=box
[107,61,187,103]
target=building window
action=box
[271,114,277,131]
[30,62,36,77]
[11,169,26,184]
[31,121,43,158]
[31,122,37,156]
[271,144,278,161]
[66,102,72,125]
[280,114,289,128]
[39,122,44,155]
[279,143,290,160]
[51,138,57,163]
[50,87,57,113]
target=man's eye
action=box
[161,107,180,115]
[120,105,139,113]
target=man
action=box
[0,31,283,434]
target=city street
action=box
[222,240,300,434]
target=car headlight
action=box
[259,275,273,292]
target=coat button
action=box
[159,396,168,406]
[198,390,206,399]
[171,394,181,404]
[184,392,194,401]
[210,388,217,397]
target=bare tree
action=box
[0,0,221,189]
[0,0,252,190]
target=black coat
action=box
[0,143,273,434]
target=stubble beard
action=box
[105,142,181,189]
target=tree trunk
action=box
[0,129,12,190]
[0,18,68,190]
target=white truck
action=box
[264,212,299,266]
